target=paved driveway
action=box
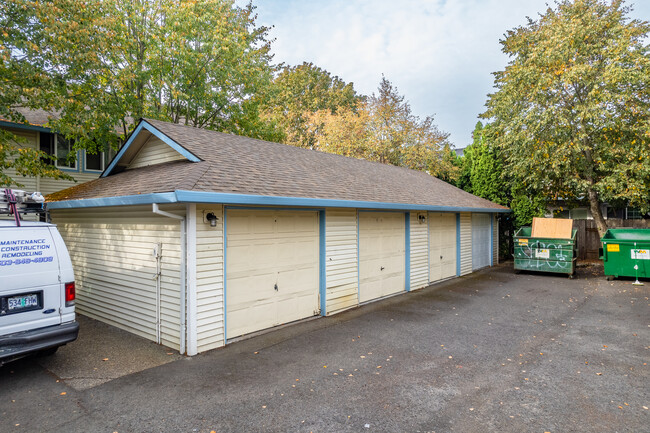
[1,263,648,432]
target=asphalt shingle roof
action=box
[48,118,508,211]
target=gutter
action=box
[48,190,511,214]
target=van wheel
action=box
[39,347,59,357]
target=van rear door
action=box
[0,226,62,335]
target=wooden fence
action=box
[573,218,649,260]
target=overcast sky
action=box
[250,0,650,148]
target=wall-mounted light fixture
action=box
[205,212,218,227]
[418,213,427,224]
[203,210,219,227]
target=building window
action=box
[55,135,77,169]
[85,150,104,171]
[39,131,55,164]
[626,207,643,220]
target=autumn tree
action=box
[259,62,360,147]
[459,122,546,227]
[483,0,650,236]
[310,77,456,181]
[0,0,273,185]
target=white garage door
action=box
[359,212,405,303]
[226,209,320,339]
[472,213,492,270]
[429,212,457,282]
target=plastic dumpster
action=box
[600,228,650,280]
[514,226,577,277]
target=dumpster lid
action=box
[531,217,573,239]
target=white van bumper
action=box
[0,321,79,366]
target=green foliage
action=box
[259,62,360,147]
[0,0,274,185]
[458,121,546,229]
[483,0,650,235]
[0,129,74,187]
[309,77,455,181]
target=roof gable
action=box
[103,119,201,177]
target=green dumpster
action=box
[600,228,650,280]
[513,226,577,276]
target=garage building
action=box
[47,119,508,355]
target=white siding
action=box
[51,205,184,351]
[493,215,499,265]
[128,136,186,169]
[325,208,358,314]
[460,212,472,276]
[472,213,491,270]
[195,205,225,352]
[410,212,428,290]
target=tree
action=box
[0,0,274,185]
[0,128,74,187]
[308,77,455,181]
[457,121,547,258]
[259,62,360,148]
[483,0,650,237]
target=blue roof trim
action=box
[174,191,511,213]
[47,189,511,212]
[102,122,146,177]
[46,192,177,209]
[0,120,50,133]
[140,120,201,163]
[102,120,201,178]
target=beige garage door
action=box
[226,209,320,339]
[429,212,457,282]
[359,212,405,303]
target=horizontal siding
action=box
[196,205,225,353]
[460,212,472,276]
[493,215,499,265]
[128,136,186,169]
[4,129,39,193]
[2,127,101,195]
[325,208,358,314]
[51,205,184,351]
[39,172,99,196]
[410,212,428,290]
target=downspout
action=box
[152,203,187,355]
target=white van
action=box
[0,190,78,366]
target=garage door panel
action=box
[429,213,457,282]
[226,210,319,339]
[359,212,405,303]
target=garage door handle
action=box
[274,283,278,291]
[380,266,385,271]
[440,255,443,260]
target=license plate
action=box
[8,294,39,311]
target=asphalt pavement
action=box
[1,263,648,433]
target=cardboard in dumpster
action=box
[531,217,573,239]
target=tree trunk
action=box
[587,187,608,238]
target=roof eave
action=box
[46,190,511,213]
[0,120,51,133]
